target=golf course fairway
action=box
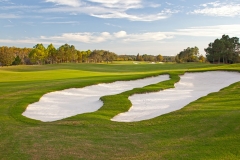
[1,62,240,159]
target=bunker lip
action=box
[22,75,170,122]
[111,71,240,122]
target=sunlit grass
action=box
[0,62,240,159]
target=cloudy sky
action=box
[1,0,240,56]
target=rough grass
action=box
[0,62,240,160]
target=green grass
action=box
[0,62,240,159]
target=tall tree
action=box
[58,44,77,63]
[12,55,21,65]
[77,50,82,63]
[156,54,163,62]
[136,53,140,61]
[81,50,91,63]
[47,44,57,64]
[205,34,240,63]
[176,46,199,63]
[103,51,117,63]
[29,44,47,64]
[198,55,206,63]
[0,46,15,66]
[89,50,103,63]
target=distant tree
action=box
[102,51,117,63]
[128,57,133,61]
[15,47,32,64]
[176,46,200,63]
[175,55,180,63]
[163,56,176,62]
[136,53,140,61]
[198,55,206,63]
[89,50,103,63]
[0,46,15,66]
[136,54,143,61]
[205,34,240,63]
[142,54,155,61]
[57,44,77,63]
[156,54,163,62]
[142,54,148,61]
[117,55,136,61]
[12,55,21,65]
[102,51,110,63]
[29,44,47,64]
[69,45,78,63]
[77,50,83,63]
[82,50,91,63]
[47,44,57,64]
[57,46,64,63]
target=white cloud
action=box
[45,0,81,7]
[149,3,161,8]
[41,0,177,21]
[105,23,121,28]
[2,25,240,46]
[0,38,62,45]
[40,6,175,21]
[87,0,142,9]
[34,31,164,44]
[0,5,39,10]
[44,16,65,20]
[91,12,170,21]
[0,13,20,19]
[45,0,143,9]
[42,21,79,24]
[3,25,14,27]
[40,32,112,43]
[40,30,174,43]
[166,2,173,6]
[174,24,240,37]
[1,24,240,56]
[123,32,173,42]
[114,31,127,38]
[0,0,14,4]
[191,1,240,17]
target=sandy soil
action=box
[22,75,169,122]
[111,71,240,122]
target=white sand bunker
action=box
[112,71,240,122]
[22,75,169,122]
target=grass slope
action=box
[0,62,240,159]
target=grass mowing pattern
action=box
[0,63,240,159]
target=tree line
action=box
[135,53,174,62]
[0,43,175,66]
[175,34,240,64]
[0,47,32,66]
[0,44,119,66]
[205,35,240,63]
[117,54,174,62]
[175,46,206,63]
[1,34,239,66]
[28,43,120,65]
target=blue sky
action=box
[1,0,240,56]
